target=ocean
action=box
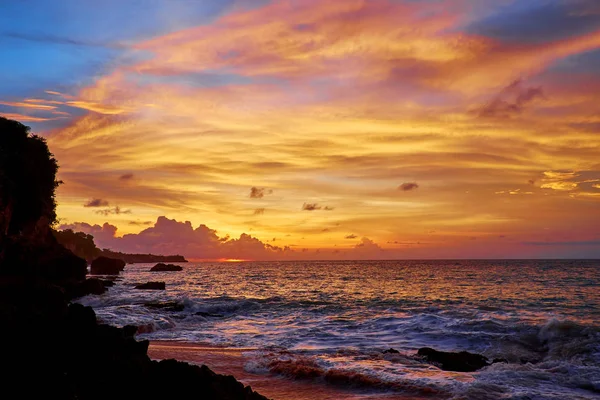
[78,260,600,399]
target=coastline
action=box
[148,340,429,400]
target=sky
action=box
[1,0,600,260]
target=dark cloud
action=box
[94,206,132,216]
[250,187,272,198]
[301,203,334,211]
[345,234,358,239]
[398,182,419,191]
[528,179,536,185]
[478,79,544,118]
[570,122,600,133]
[128,220,153,226]
[119,173,134,180]
[467,0,600,45]
[253,208,265,215]
[2,32,127,49]
[523,240,600,246]
[302,203,321,211]
[84,198,109,207]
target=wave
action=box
[245,351,453,398]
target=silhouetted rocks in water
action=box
[150,262,183,272]
[90,256,126,275]
[383,348,400,354]
[195,311,225,318]
[417,347,490,372]
[135,281,166,290]
[145,301,185,312]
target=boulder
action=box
[150,263,183,272]
[67,278,107,299]
[90,256,126,275]
[383,348,400,354]
[134,281,165,290]
[417,347,490,372]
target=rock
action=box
[383,348,400,354]
[150,263,183,272]
[90,256,126,275]
[417,347,490,372]
[144,301,184,312]
[67,278,107,299]
[134,281,165,290]
[195,311,224,318]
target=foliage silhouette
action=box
[0,117,61,236]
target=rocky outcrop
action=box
[417,347,490,372]
[150,263,183,272]
[135,281,166,290]
[90,256,126,275]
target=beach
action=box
[148,341,424,400]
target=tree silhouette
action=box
[0,117,60,236]
[53,229,101,262]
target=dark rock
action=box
[123,325,138,338]
[151,359,268,400]
[417,347,490,372]
[144,301,184,312]
[383,348,400,354]
[150,263,183,272]
[90,256,126,275]
[134,281,165,290]
[66,278,107,299]
[195,311,224,318]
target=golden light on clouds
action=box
[2,0,600,258]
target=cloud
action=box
[523,240,600,246]
[302,203,321,211]
[58,216,396,260]
[250,187,271,198]
[84,198,110,207]
[119,173,134,180]
[253,208,265,215]
[467,0,600,45]
[398,182,419,191]
[94,206,132,216]
[0,101,57,110]
[128,220,153,226]
[59,222,118,248]
[2,31,126,49]
[477,79,545,118]
[0,113,59,122]
[345,234,357,239]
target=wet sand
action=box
[148,341,421,400]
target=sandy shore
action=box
[148,341,418,400]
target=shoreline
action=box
[148,341,423,400]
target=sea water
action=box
[78,260,600,399]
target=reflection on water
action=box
[80,260,600,399]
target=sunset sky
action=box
[1,0,600,259]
